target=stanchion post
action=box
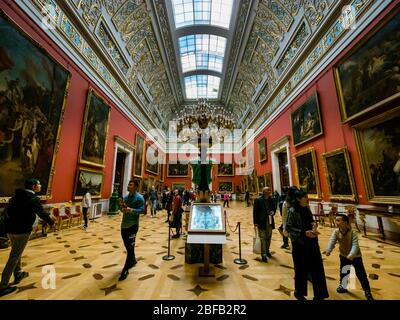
[163,222,175,261]
[234,222,247,265]
[224,210,230,237]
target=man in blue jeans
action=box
[118,180,144,281]
[0,179,55,297]
[149,185,158,218]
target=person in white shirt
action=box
[81,188,91,229]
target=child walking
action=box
[325,214,374,300]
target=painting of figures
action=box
[258,138,267,162]
[145,143,159,175]
[291,93,323,146]
[0,13,70,202]
[133,134,144,177]
[322,148,357,202]
[257,175,266,191]
[293,148,321,199]
[354,107,400,204]
[218,182,233,192]
[334,11,400,122]
[79,89,110,167]
[73,167,103,200]
[217,163,234,176]
[168,162,189,177]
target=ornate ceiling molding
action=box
[228,0,375,131]
[26,0,182,132]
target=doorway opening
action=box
[114,151,126,197]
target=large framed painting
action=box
[264,172,273,189]
[73,167,104,200]
[141,178,149,193]
[0,13,71,202]
[79,89,111,167]
[132,177,142,193]
[247,170,258,194]
[354,106,400,204]
[322,148,357,202]
[188,203,225,234]
[159,164,165,182]
[293,148,321,199]
[159,154,165,182]
[172,182,186,191]
[218,181,233,192]
[145,143,158,175]
[247,148,255,172]
[257,175,266,191]
[291,92,323,147]
[217,163,234,176]
[133,134,144,177]
[168,162,189,177]
[258,138,267,162]
[334,10,400,122]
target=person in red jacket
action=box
[170,189,183,238]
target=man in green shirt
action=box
[119,180,144,281]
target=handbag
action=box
[253,227,261,254]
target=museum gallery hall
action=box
[0,0,400,301]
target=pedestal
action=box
[198,244,214,277]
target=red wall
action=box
[1,1,147,203]
[2,0,398,205]
[253,0,400,204]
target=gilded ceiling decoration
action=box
[226,0,372,130]
[27,0,376,134]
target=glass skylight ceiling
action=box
[179,34,226,73]
[172,0,234,29]
[185,75,220,99]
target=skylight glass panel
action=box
[179,34,226,72]
[172,0,233,29]
[184,75,220,99]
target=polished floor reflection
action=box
[1,201,399,300]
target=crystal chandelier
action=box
[175,99,235,136]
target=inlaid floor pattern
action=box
[1,202,399,300]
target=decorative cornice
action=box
[221,0,253,103]
[151,0,184,107]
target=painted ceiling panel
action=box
[34,0,372,131]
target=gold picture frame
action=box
[353,106,400,204]
[132,177,142,193]
[258,138,267,162]
[322,147,357,202]
[145,143,159,175]
[141,178,149,193]
[333,9,400,122]
[293,148,321,199]
[133,134,144,177]
[217,163,234,176]
[167,162,189,177]
[291,92,323,147]
[257,174,266,191]
[0,12,71,202]
[73,167,104,200]
[264,172,273,189]
[172,182,186,191]
[218,181,233,192]
[79,89,111,167]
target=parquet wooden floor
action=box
[1,201,399,300]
